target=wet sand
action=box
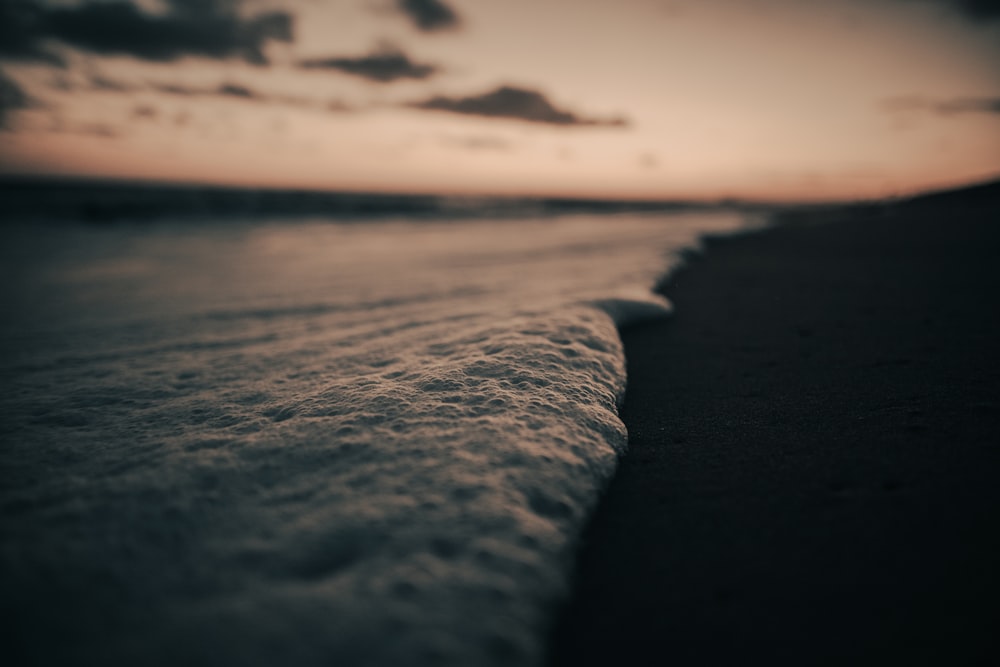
[549,182,1000,665]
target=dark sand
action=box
[549,183,1000,665]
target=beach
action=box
[2,179,998,665]
[2,0,997,663]
[548,182,1000,664]
[0,200,750,666]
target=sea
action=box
[0,179,760,666]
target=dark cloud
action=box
[51,51,370,113]
[149,79,355,113]
[326,99,354,113]
[396,0,461,32]
[152,81,269,101]
[151,81,202,97]
[217,83,259,100]
[0,0,293,66]
[53,71,352,113]
[409,85,630,127]
[942,0,1000,20]
[299,46,438,83]
[886,95,1000,115]
[44,71,138,93]
[0,1,65,66]
[0,68,34,130]
[933,96,1000,113]
[89,73,137,93]
[132,104,158,120]
[908,0,1000,21]
[49,74,74,92]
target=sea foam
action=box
[0,212,750,665]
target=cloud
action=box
[73,121,118,138]
[941,0,1000,21]
[409,85,630,127]
[440,134,512,151]
[299,45,438,83]
[886,94,1000,115]
[0,0,293,66]
[89,73,137,93]
[906,0,1000,22]
[49,74,74,92]
[132,104,158,120]
[152,81,275,102]
[0,68,34,130]
[45,114,120,138]
[326,99,355,113]
[67,73,355,113]
[148,79,355,113]
[0,1,66,66]
[396,0,461,32]
[150,81,203,97]
[217,83,259,100]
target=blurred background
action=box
[1,0,999,202]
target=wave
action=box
[0,210,755,665]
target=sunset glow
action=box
[1,0,998,201]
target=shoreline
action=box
[548,184,1000,664]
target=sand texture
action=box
[549,183,1000,665]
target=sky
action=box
[0,0,998,201]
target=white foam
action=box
[0,211,750,665]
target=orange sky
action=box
[1,0,998,201]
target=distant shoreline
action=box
[0,174,778,225]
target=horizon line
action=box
[1,170,998,209]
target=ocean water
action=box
[0,202,754,666]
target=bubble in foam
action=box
[0,211,752,665]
